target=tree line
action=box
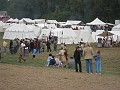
[0,0,120,23]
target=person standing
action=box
[13,39,17,54]
[53,40,57,51]
[46,40,51,52]
[83,43,94,74]
[64,45,68,66]
[29,40,34,53]
[74,46,82,72]
[19,41,26,63]
[32,39,37,59]
[37,39,42,53]
[59,47,66,67]
[42,41,46,52]
[93,50,101,74]
[3,40,8,55]
[9,40,13,54]
[18,53,26,63]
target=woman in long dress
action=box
[59,47,66,67]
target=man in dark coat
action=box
[30,40,34,53]
[74,46,82,72]
[46,40,51,52]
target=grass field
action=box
[0,32,120,75]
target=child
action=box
[55,54,62,67]
[47,54,53,66]
[49,55,56,66]
[93,50,101,74]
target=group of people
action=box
[1,38,101,74]
[47,43,68,68]
[90,25,112,32]
[2,37,58,63]
[74,42,101,74]
[97,37,113,48]
[46,42,101,74]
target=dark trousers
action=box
[75,60,82,72]
[47,47,51,52]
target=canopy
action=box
[87,18,106,25]
[97,31,114,37]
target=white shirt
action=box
[21,43,25,47]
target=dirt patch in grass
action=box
[0,64,120,90]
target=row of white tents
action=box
[2,23,94,44]
[1,18,120,44]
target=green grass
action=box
[0,33,120,75]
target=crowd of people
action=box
[73,42,101,74]
[97,37,113,48]
[1,38,102,74]
[1,36,58,63]
[90,25,113,32]
[46,42,102,74]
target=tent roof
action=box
[6,24,32,32]
[87,18,106,25]
[109,31,120,36]
[33,19,45,23]
[7,18,19,23]
[66,20,81,25]
[46,20,58,24]
[19,18,35,24]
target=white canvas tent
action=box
[92,30,120,42]
[51,28,77,44]
[26,25,42,38]
[35,23,48,29]
[78,30,95,43]
[112,24,120,31]
[92,30,104,42]
[39,29,51,39]
[73,26,95,43]
[46,20,58,24]
[87,18,106,25]
[47,24,57,29]
[19,18,35,24]
[3,24,36,40]
[109,31,120,41]
[33,19,45,24]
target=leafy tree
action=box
[0,0,119,23]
